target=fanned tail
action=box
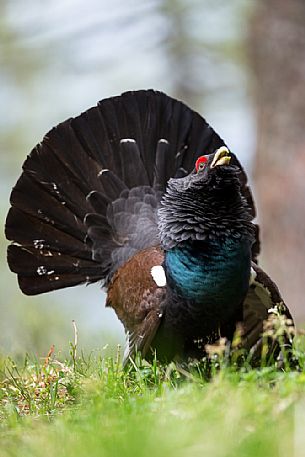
[5,89,257,295]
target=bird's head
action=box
[195,145,231,174]
[158,146,254,249]
[185,146,237,193]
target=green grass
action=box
[1,340,305,457]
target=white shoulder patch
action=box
[151,265,166,287]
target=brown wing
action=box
[106,246,166,363]
[240,262,294,362]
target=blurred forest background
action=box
[1,0,305,358]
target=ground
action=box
[1,337,305,457]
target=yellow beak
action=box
[210,146,231,168]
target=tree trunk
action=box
[249,0,305,321]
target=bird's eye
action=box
[195,156,208,173]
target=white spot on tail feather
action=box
[98,169,109,177]
[37,266,47,276]
[33,239,45,249]
[158,138,169,144]
[120,138,136,144]
[151,265,166,287]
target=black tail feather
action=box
[86,191,110,214]
[6,207,92,260]
[119,140,149,187]
[6,89,258,296]
[98,170,127,201]
[10,174,87,241]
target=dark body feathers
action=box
[5,90,293,364]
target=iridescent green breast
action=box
[165,238,251,312]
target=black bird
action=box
[5,90,294,364]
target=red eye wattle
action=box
[195,156,208,172]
